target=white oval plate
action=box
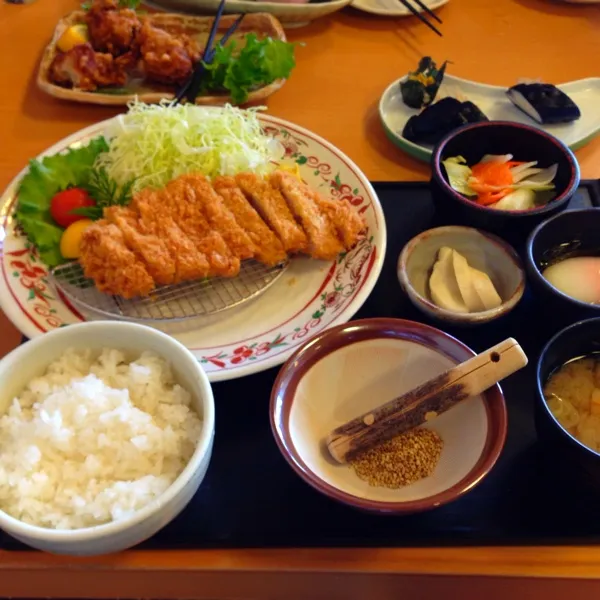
[145,0,353,28]
[379,74,600,162]
[0,114,386,382]
[351,0,447,17]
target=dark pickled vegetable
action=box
[402,97,489,146]
[506,83,581,125]
[400,56,448,110]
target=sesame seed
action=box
[349,428,443,489]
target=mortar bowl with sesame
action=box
[270,318,507,514]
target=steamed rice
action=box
[0,348,202,530]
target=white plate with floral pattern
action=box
[0,114,386,382]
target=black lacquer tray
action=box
[4,180,600,551]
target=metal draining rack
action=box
[50,260,288,323]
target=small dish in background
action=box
[351,0,448,18]
[397,226,525,326]
[526,208,600,324]
[379,75,600,163]
[270,318,507,514]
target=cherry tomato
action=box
[50,188,95,228]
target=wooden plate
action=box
[37,10,288,106]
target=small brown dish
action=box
[398,226,526,326]
[270,318,508,514]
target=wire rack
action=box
[49,260,288,323]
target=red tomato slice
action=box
[50,188,96,228]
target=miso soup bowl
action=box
[536,318,600,490]
[270,318,508,514]
[431,121,580,241]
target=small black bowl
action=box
[526,208,600,327]
[430,121,580,244]
[536,318,600,492]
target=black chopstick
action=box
[398,0,443,37]
[410,0,442,23]
[174,1,245,104]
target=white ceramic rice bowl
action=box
[0,321,215,556]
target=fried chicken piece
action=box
[310,190,367,251]
[50,43,128,91]
[213,176,287,267]
[235,173,307,254]
[157,177,240,277]
[80,221,155,298]
[133,188,211,282]
[176,174,256,261]
[86,0,141,56]
[270,171,344,261]
[138,20,194,86]
[105,206,177,286]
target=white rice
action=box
[0,348,202,530]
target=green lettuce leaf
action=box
[201,34,298,104]
[15,137,109,268]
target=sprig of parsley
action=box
[74,168,135,220]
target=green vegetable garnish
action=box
[75,168,135,220]
[81,0,140,10]
[15,137,109,267]
[200,34,298,104]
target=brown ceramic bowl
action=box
[270,318,508,514]
[398,226,526,326]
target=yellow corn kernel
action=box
[57,24,89,53]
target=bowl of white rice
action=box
[0,321,215,556]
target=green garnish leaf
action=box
[81,0,140,9]
[15,137,109,268]
[82,167,135,209]
[201,34,298,104]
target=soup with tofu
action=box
[544,355,600,453]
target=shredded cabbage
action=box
[95,100,284,191]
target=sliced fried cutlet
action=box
[105,206,176,286]
[80,221,155,299]
[132,188,211,283]
[310,190,366,250]
[161,178,240,278]
[178,174,256,261]
[213,176,287,266]
[235,173,307,254]
[270,171,344,261]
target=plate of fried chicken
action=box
[37,0,290,105]
[0,111,385,382]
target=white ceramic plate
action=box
[145,0,353,28]
[379,74,600,162]
[351,0,447,17]
[0,114,385,382]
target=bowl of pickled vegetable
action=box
[430,121,580,240]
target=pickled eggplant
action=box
[506,83,581,124]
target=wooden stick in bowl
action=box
[326,338,527,464]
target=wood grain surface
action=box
[1,0,600,596]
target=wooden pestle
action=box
[326,338,527,464]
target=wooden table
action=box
[1,0,600,597]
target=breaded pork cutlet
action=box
[104,206,177,286]
[309,189,366,250]
[160,177,240,278]
[235,173,307,254]
[132,188,211,283]
[270,171,344,261]
[80,222,155,298]
[176,174,256,261]
[213,176,287,267]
